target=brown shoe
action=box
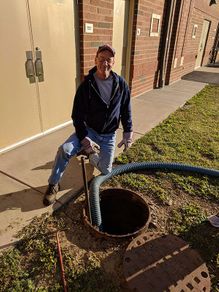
[43,183,60,206]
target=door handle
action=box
[25,51,36,83]
[35,48,44,82]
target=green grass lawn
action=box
[0,85,218,291]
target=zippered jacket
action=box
[72,66,133,141]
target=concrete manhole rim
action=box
[83,188,151,239]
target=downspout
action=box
[158,0,176,87]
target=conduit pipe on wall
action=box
[89,162,219,230]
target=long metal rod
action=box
[56,232,67,292]
[81,156,92,223]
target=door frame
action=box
[195,19,211,69]
[0,0,80,154]
[124,0,135,84]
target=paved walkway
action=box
[182,64,219,84]
[0,66,218,248]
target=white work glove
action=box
[81,137,100,155]
[117,132,133,151]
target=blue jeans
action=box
[48,127,116,185]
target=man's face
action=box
[95,50,115,78]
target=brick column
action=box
[129,0,165,97]
[78,0,114,80]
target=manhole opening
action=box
[100,188,150,236]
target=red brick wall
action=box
[78,0,219,97]
[129,0,219,95]
[129,0,165,97]
[78,0,114,79]
[168,0,219,84]
[167,0,196,83]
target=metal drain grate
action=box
[123,232,211,292]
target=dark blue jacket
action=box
[72,66,133,141]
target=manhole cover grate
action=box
[123,232,211,292]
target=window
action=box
[150,14,161,37]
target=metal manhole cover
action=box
[123,232,211,292]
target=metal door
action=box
[112,0,130,78]
[0,0,78,151]
[209,23,219,64]
[0,0,42,149]
[195,20,210,68]
[28,0,78,130]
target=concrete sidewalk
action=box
[0,66,217,248]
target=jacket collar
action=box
[86,66,119,83]
[86,66,120,100]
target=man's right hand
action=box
[81,137,100,155]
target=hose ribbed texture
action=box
[89,162,219,230]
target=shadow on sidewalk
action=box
[182,71,219,85]
[0,157,94,213]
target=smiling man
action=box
[43,44,133,206]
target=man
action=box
[43,44,133,206]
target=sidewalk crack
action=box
[0,170,44,195]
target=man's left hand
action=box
[117,132,133,151]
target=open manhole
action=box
[84,188,150,238]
